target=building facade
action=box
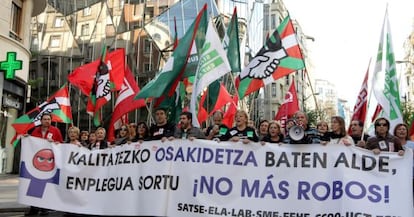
[0,0,46,173]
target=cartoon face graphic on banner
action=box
[32,149,55,171]
[20,147,60,198]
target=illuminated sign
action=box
[0,52,23,80]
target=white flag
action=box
[372,10,403,132]
[190,19,231,127]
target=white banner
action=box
[19,136,413,216]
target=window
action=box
[271,14,276,30]
[271,83,277,97]
[144,39,151,53]
[49,35,61,48]
[10,0,22,36]
[144,63,151,72]
[83,7,91,16]
[264,18,269,31]
[54,17,65,28]
[263,5,269,30]
[81,24,90,36]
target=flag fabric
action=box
[274,81,299,128]
[236,15,304,98]
[154,82,185,124]
[409,118,414,140]
[173,16,179,50]
[68,48,126,126]
[196,81,233,126]
[348,63,369,134]
[223,7,241,73]
[337,100,345,118]
[222,95,238,128]
[372,10,403,132]
[190,19,231,127]
[107,67,146,142]
[11,85,72,144]
[135,5,208,99]
[68,48,125,96]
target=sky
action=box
[282,0,414,107]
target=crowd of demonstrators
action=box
[22,108,414,215]
[28,110,414,153]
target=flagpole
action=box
[358,59,372,140]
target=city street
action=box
[0,174,66,216]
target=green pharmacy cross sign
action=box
[0,52,23,80]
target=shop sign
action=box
[0,52,22,80]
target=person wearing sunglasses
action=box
[366,117,404,156]
[112,124,130,146]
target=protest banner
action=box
[19,136,413,216]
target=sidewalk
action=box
[0,173,28,213]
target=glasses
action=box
[120,127,128,131]
[375,123,387,127]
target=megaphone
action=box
[289,125,305,141]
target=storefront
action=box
[0,44,30,174]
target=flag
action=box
[348,62,369,134]
[135,5,208,99]
[274,81,299,128]
[68,48,125,126]
[107,67,146,142]
[196,81,233,126]
[11,85,72,145]
[68,48,125,96]
[409,118,414,140]
[236,15,304,98]
[337,99,345,118]
[372,10,402,132]
[190,19,231,127]
[154,82,185,124]
[222,95,238,128]
[223,7,241,73]
[173,16,178,50]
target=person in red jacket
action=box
[25,113,62,216]
[31,113,63,143]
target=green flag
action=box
[223,7,241,73]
